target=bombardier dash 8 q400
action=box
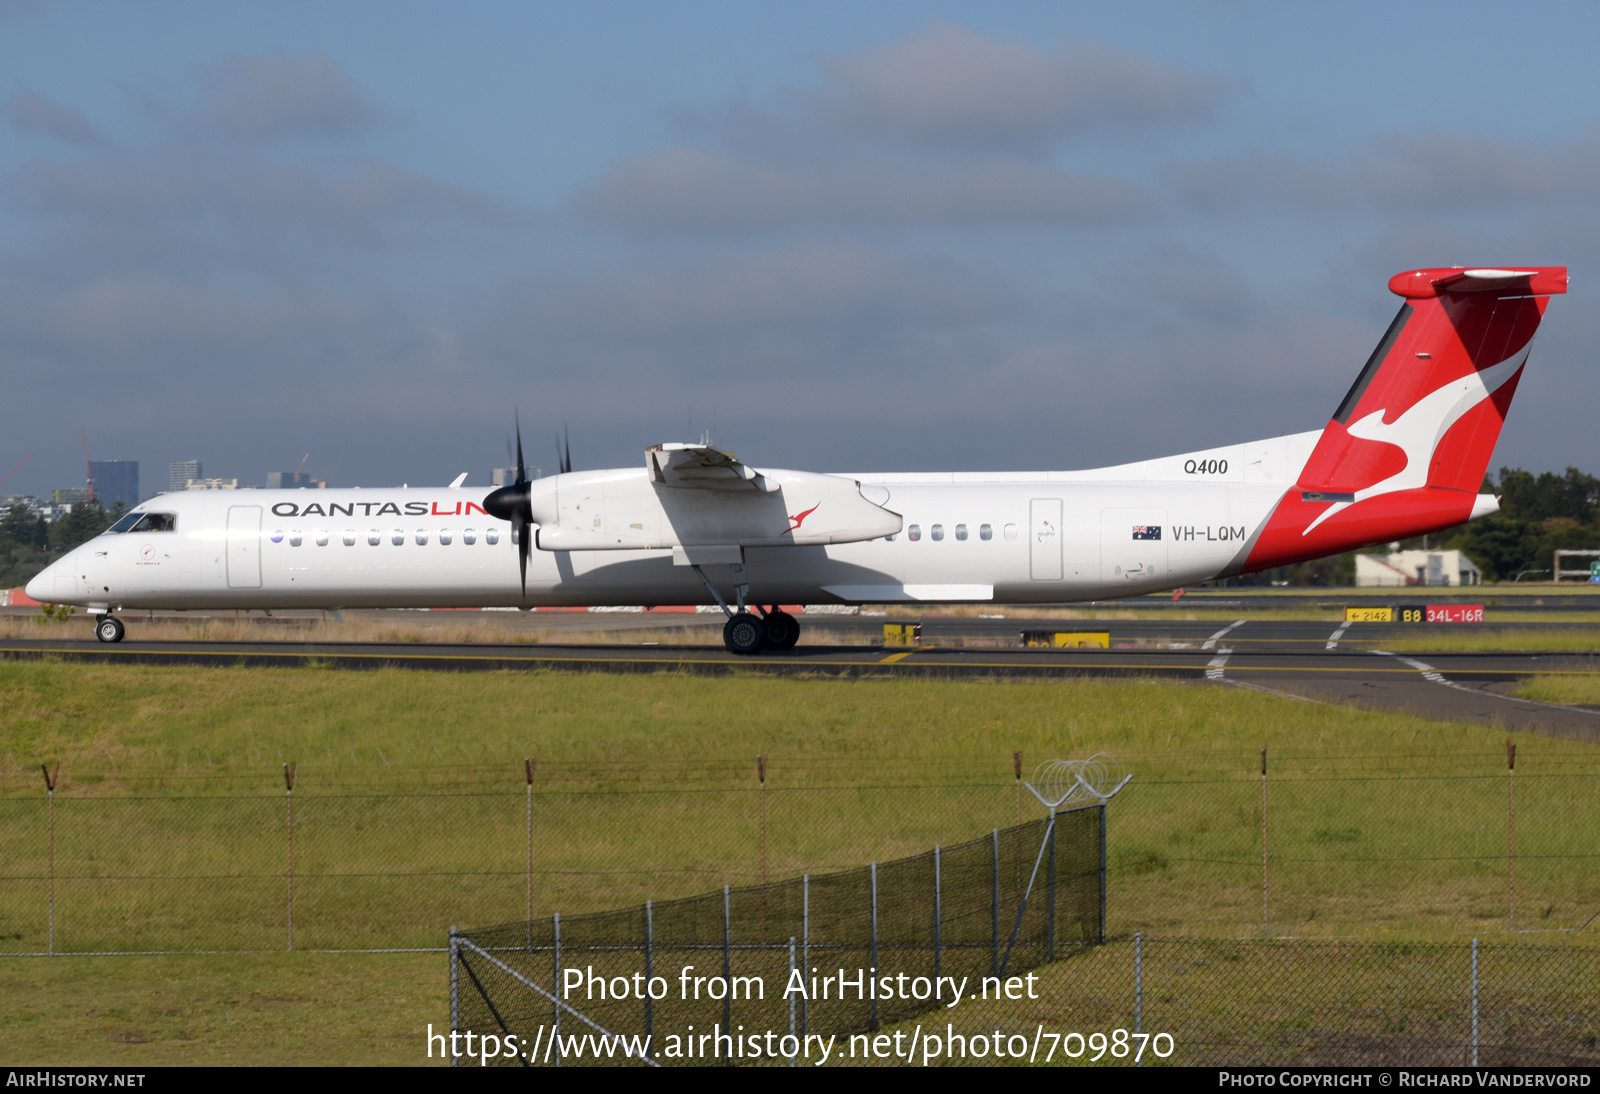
[28,266,1568,653]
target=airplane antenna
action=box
[80,428,93,502]
[0,452,34,490]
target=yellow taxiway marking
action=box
[878,651,914,664]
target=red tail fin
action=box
[1241,266,1567,572]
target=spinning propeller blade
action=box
[483,412,534,597]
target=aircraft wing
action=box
[646,444,776,492]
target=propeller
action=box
[483,411,534,596]
[557,422,572,475]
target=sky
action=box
[3,1,1599,497]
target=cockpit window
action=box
[108,513,142,533]
[129,513,177,533]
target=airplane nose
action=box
[24,563,53,604]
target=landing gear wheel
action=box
[723,612,765,655]
[762,610,800,651]
[95,617,125,644]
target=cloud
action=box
[581,148,1153,232]
[1174,126,1600,215]
[193,50,381,142]
[3,89,104,145]
[816,23,1227,150]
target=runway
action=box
[4,616,1598,741]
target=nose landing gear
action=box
[94,616,126,643]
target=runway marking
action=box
[1372,649,1600,717]
[1202,620,1246,650]
[1205,648,1232,680]
[878,651,914,664]
[1325,621,1352,649]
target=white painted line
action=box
[1371,649,1600,716]
[1325,621,1352,649]
[1205,648,1232,680]
[1202,620,1246,650]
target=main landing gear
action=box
[691,564,802,655]
[94,616,125,643]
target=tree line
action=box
[0,498,124,590]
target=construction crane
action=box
[0,452,34,490]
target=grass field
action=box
[3,661,1598,1064]
[1366,628,1600,653]
[1513,675,1600,706]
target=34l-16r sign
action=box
[1344,605,1485,623]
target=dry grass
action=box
[1365,628,1600,653]
[1511,675,1600,706]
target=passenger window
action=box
[955,523,968,541]
[314,530,329,547]
[1003,524,1018,541]
[486,528,499,545]
[464,528,477,545]
[368,530,380,546]
[885,534,896,542]
[511,527,519,545]
[343,531,356,546]
[289,530,303,547]
[980,524,993,541]
[440,528,453,545]
[907,524,921,542]
[931,524,944,541]
[415,529,428,546]
[130,513,177,533]
[392,529,404,546]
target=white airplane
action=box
[28,265,1567,654]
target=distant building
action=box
[491,466,539,486]
[1356,550,1483,587]
[265,471,327,489]
[184,478,239,490]
[88,460,139,510]
[52,487,89,506]
[170,460,202,492]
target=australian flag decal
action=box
[1132,525,1162,540]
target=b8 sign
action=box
[1427,604,1484,623]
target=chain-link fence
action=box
[2,749,1598,953]
[444,934,1600,1067]
[449,807,1104,1067]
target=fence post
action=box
[1013,752,1023,898]
[1047,814,1057,960]
[553,912,562,1067]
[645,901,654,1046]
[449,925,460,1068]
[1135,932,1143,1068]
[933,844,942,984]
[1098,804,1107,944]
[283,762,295,952]
[788,936,798,1068]
[1261,747,1269,932]
[870,861,879,1030]
[758,754,767,940]
[1507,741,1516,931]
[41,764,56,956]
[1471,936,1480,1067]
[802,874,810,1038]
[525,758,535,951]
[985,831,998,972]
[722,884,732,1063]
